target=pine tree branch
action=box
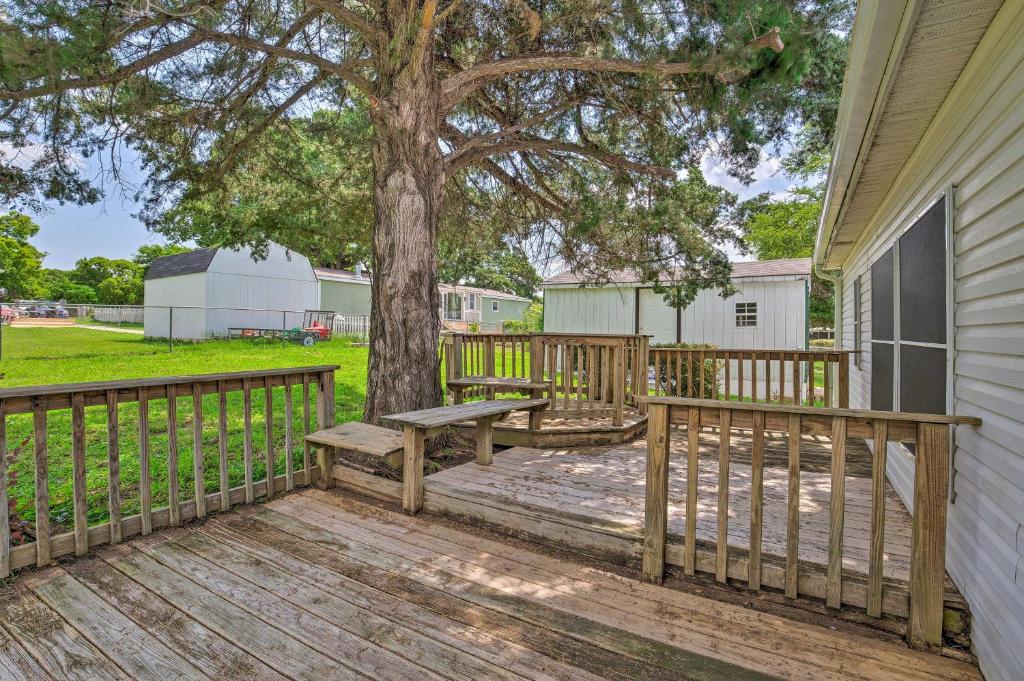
[306,0,383,46]
[439,26,783,111]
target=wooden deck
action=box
[425,426,956,596]
[0,489,979,681]
[453,404,648,447]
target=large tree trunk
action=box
[363,40,445,424]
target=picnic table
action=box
[383,398,549,513]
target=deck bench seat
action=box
[305,422,404,466]
[446,376,547,403]
[384,398,549,513]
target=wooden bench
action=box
[446,376,548,403]
[383,398,549,513]
[305,422,404,467]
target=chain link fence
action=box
[0,302,369,363]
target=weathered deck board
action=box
[0,489,980,681]
[427,430,917,581]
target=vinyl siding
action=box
[481,297,529,326]
[542,287,636,334]
[320,280,372,315]
[545,277,807,349]
[835,6,1024,678]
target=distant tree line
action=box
[0,211,187,304]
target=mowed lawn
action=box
[0,326,371,530]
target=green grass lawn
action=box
[1,326,371,532]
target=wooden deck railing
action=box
[0,366,337,577]
[648,348,852,408]
[443,332,651,425]
[640,397,980,652]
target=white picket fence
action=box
[332,313,370,340]
[91,305,145,324]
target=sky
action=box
[25,146,796,270]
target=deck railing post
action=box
[909,422,951,652]
[402,426,425,514]
[642,403,671,584]
[315,370,335,490]
[612,341,625,427]
[838,354,850,408]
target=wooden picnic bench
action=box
[383,398,549,513]
[447,376,548,403]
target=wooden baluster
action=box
[105,390,122,545]
[575,346,583,406]
[684,407,699,576]
[641,403,670,584]
[485,337,496,399]
[33,401,50,565]
[563,344,571,410]
[243,378,255,503]
[167,388,180,526]
[763,353,771,403]
[777,354,785,404]
[698,350,706,398]
[0,400,7,577]
[501,339,507,378]
[192,383,206,519]
[785,413,800,598]
[824,354,832,407]
[791,353,800,406]
[737,353,745,402]
[264,378,275,499]
[683,351,690,397]
[909,423,951,651]
[546,344,557,402]
[751,353,758,403]
[838,353,850,409]
[217,380,230,511]
[713,354,720,400]
[826,416,847,608]
[302,374,312,475]
[284,377,295,492]
[138,388,152,535]
[748,410,764,590]
[716,408,731,583]
[587,345,596,403]
[806,357,815,406]
[723,354,731,401]
[679,352,688,395]
[612,343,625,427]
[867,419,888,618]
[71,393,88,556]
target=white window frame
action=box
[735,301,757,327]
[491,300,499,312]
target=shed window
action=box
[869,196,948,414]
[735,302,757,327]
[466,294,476,311]
[491,300,499,312]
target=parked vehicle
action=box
[0,305,20,324]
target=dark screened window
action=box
[899,199,947,344]
[871,248,894,341]
[866,196,948,415]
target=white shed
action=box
[542,258,811,349]
[143,242,319,340]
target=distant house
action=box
[816,2,1021,679]
[542,258,812,349]
[316,266,532,331]
[143,242,318,339]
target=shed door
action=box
[638,289,676,344]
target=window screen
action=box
[871,248,894,341]
[899,198,946,344]
[900,345,947,414]
[735,302,757,327]
[871,342,894,411]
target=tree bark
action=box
[363,35,445,425]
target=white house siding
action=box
[142,272,207,339]
[542,287,635,334]
[836,7,1024,678]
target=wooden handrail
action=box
[647,347,852,408]
[640,397,979,653]
[0,366,337,578]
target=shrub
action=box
[649,342,719,398]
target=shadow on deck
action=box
[0,489,980,681]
